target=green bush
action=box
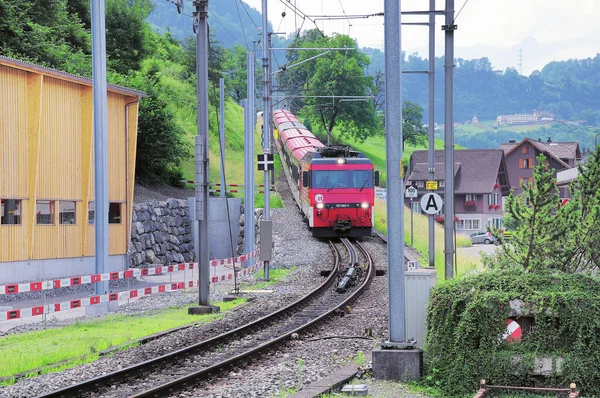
[424,268,600,396]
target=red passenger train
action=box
[272,109,379,238]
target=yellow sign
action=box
[425,180,438,190]
[400,159,404,179]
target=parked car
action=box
[469,230,497,244]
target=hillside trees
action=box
[278,30,377,143]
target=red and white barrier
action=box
[0,250,260,296]
[503,319,522,343]
[0,263,261,321]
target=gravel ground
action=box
[0,174,430,398]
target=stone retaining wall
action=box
[128,199,262,267]
[128,199,193,267]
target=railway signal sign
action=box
[257,154,274,171]
[425,180,438,190]
[420,192,443,215]
[405,186,418,198]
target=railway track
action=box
[40,238,373,398]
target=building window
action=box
[522,146,529,154]
[36,200,55,225]
[465,194,476,202]
[494,193,499,205]
[109,202,122,224]
[488,194,493,206]
[88,201,95,224]
[519,158,533,169]
[456,218,481,231]
[1,199,22,225]
[415,181,424,188]
[59,201,76,225]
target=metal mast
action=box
[443,0,456,278]
[384,0,406,343]
[91,0,109,296]
[261,0,271,280]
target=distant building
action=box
[472,116,479,124]
[497,110,555,125]
[405,149,510,231]
[499,137,580,196]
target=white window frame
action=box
[456,218,481,231]
[415,181,424,188]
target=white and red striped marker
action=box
[0,263,260,321]
[503,319,522,343]
[0,250,259,296]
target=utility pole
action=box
[443,0,456,279]
[91,0,109,297]
[261,0,272,280]
[189,0,217,314]
[383,0,406,345]
[244,52,256,273]
[427,0,436,268]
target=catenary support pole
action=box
[91,0,109,296]
[219,78,226,197]
[384,0,406,343]
[428,0,436,268]
[261,0,271,280]
[244,52,255,271]
[443,0,456,279]
[195,0,210,306]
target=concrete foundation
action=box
[85,301,119,317]
[188,305,220,315]
[0,254,126,285]
[372,348,423,381]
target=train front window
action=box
[312,171,350,189]
[312,170,373,190]
[352,170,373,190]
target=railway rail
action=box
[40,238,374,398]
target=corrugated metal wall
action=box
[0,61,140,263]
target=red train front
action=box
[273,109,378,238]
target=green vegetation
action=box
[0,298,246,383]
[373,198,476,279]
[243,266,296,290]
[424,269,600,396]
[278,30,377,144]
[423,148,600,396]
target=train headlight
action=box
[337,158,346,164]
[360,202,369,209]
[316,203,325,209]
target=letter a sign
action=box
[420,192,443,215]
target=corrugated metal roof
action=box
[0,55,147,98]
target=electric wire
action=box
[239,0,260,30]
[452,0,471,24]
[208,7,248,49]
[234,0,250,49]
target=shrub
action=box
[424,268,600,395]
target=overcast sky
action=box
[242,0,600,75]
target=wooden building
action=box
[0,56,145,283]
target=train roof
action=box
[277,121,306,132]
[287,136,325,161]
[280,128,317,142]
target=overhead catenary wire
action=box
[208,7,248,49]
[452,0,471,24]
[233,0,250,49]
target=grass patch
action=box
[0,298,246,382]
[242,266,296,290]
[373,198,478,278]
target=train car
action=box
[272,109,379,238]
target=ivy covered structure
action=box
[424,149,600,395]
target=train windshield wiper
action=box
[359,179,369,191]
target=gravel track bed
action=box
[0,172,427,398]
